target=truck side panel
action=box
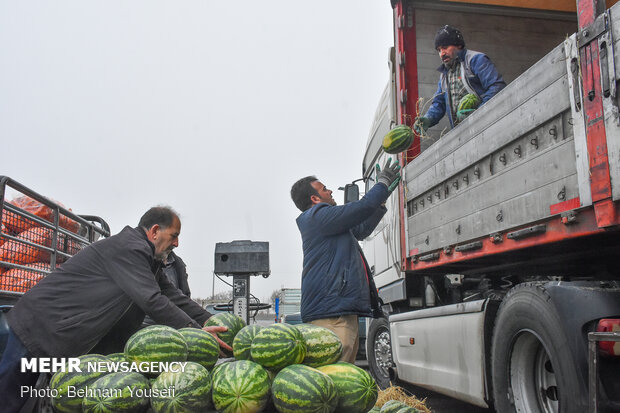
[605,12,620,200]
[390,300,489,408]
[405,43,584,257]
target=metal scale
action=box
[214,240,270,324]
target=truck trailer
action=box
[353,0,620,412]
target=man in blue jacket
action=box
[290,159,401,363]
[415,25,506,132]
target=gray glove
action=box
[376,158,401,192]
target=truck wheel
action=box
[366,317,393,389]
[491,283,581,413]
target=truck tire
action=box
[366,317,394,389]
[491,283,581,413]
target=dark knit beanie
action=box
[434,25,465,49]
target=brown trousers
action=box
[309,314,359,364]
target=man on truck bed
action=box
[414,25,506,132]
[0,206,229,413]
[290,159,401,363]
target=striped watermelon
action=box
[396,407,421,413]
[179,327,220,370]
[82,372,150,413]
[272,364,338,413]
[211,359,233,382]
[203,313,246,357]
[297,324,342,367]
[369,407,382,413]
[124,325,188,367]
[211,360,270,413]
[317,362,378,413]
[263,368,278,412]
[232,324,262,361]
[50,354,112,413]
[151,361,212,413]
[250,323,306,370]
[380,400,408,413]
[382,124,414,154]
[106,353,126,363]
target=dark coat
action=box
[296,183,388,323]
[168,252,191,297]
[142,251,192,328]
[7,226,211,357]
[426,48,506,127]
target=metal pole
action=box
[588,333,598,413]
[588,331,620,413]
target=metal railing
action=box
[0,176,110,297]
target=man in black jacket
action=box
[142,251,192,327]
[0,206,228,413]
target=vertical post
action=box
[274,297,280,323]
[576,0,617,228]
[211,271,215,300]
[588,333,599,413]
[393,0,419,270]
[232,275,250,324]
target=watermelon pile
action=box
[48,319,382,413]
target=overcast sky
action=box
[1,1,394,303]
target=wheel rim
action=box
[373,326,393,379]
[509,331,559,413]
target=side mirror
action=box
[343,183,360,204]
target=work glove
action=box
[457,93,481,111]
[456,108,476,122]
[376,158,401,193]
[413,116,430,135]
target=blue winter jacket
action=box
[296,182,389,323]
[425,48,506,128]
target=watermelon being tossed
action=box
[382,125,414,154]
